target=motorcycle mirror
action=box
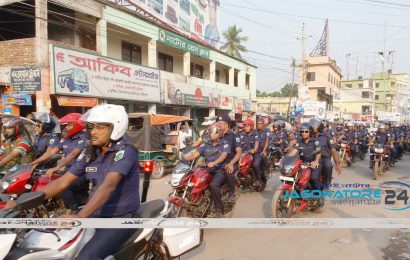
[15,192,45,211]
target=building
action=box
[304,56,342,112]
[372,72,409,114]
[340,78,375,120]
[0,0,256,123]
[256,97,292,115]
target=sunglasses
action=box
[300,130,310,134]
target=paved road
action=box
[145,155,410,260]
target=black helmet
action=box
[309,118,324,133]
[2,118,25,140]
[32,112,56,133]
[300,122,313,135]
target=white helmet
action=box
[82,104,128,141]
[346,122,354,127]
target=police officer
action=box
[185,122,230,217]
[342,122,357,163]
[253,117,271,187]
[294,123,321,192]
[309,119,341,191]
[399,124,408,155]
[27,104,140,259]
[217,115,241,202]
[322,119,335,139]
[240,119,258,152]
[369,123,391,169]
[0,118,35,171]
[30,113,88,211]
[32,112,60,168]
[356,123,368,158]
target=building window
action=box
[362,106,371,115]
[122,41,141,64]
[158,52,173,72]
[375,95,379,100]
[376,83,380,88]
[190,63,204,78]
[362,91,370,98]
[245,74,250,90]
[307,72,315,81]
[346,84,352,88]
[358,83,363,88]
[215,70,220,82]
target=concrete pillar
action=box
[183,52,191,76]
[35,0,48,66]
[210,61,216,82]
[228,67,235,86]
[183,107,191,117]
[209,107,216,117]
[148,103,156,114]
[96,19,108,56]
[238,70,245,88]
[148,39,157,68]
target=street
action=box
[146,155,410,260]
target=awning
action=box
[57,96,98,107]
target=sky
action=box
[217,0,410,92]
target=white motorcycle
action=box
[0,192,203,260]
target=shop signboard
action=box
[300,101,327,118]
[56,96,98,107]
[11,67,41,93]
[2,94,32,106]
[52,45,161,102]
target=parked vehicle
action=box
[0,192,203,260]
[168,148,238,218]
[271,150,321,218]
[127,113,199,180]
[370,143,389,180]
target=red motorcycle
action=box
[271,150,322,218]
[168,155,238,218]
[0,165,66,216]
[236,152,265,192]
[338,140,353,167]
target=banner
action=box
[159,29,210,58]
[161,71,236,109]
[2,94,32,106]
[52,46,161,102]
[11,67,41,93]
[57,96,98,107]
[300,101,327,118]
[109,0,221,48]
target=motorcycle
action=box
[0,192,203,260]
[370,143,389,180]
[338,140,352,168]
[0,164,84,216]
[271,149,321,218]
[266,144,283,173]
[168,149,238,218]
[236,152,265,192]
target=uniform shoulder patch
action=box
[315,141,320,145]
[78,140,84,144]
[114,150,125,161]
[223,144,229,149]
[49,139,55,145]
[235,137,240,142]
[329,140,334,144]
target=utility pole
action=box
[301,23,307,86]
[346,53,350,80]
[383,21,387,112]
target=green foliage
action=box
[256,83,298,97]
[220,25,248,59]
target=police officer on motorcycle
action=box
[309,119,341,191]
[0,118,35,171]
[369,123,391,169]
[185,122,231,217]
[5,104,141,259]
[342,122,357,163]
[253,117,271,187]
[356,123,369,159]
[217,115,241,202]
[32,113,60,168]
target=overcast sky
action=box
[218,0,410,92]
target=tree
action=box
[256,83,298,97]
[220,25,248,59]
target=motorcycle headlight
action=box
[375,148,384,153]
[0,180,10,192]
[341,143,346,148]
[283,165,295,175]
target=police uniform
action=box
[197,139,230,211]
[295,137,321,190]
[315,133,336,190]
[34,133,60,157]
[222,129,241,193]
[356,129,368,155]
[324,128,335,139]
[53,131,88,211]
[68,137,140,259]
[370,131,391,167]
[239,131,259,152]
[253,127,271,182]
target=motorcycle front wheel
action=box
[373,160,379,180]
[272,189,295,218]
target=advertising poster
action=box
[2,94,32,106]
[52,45,161,102]
[110,0,221,48]
[11,67,41,93]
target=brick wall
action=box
[0,38,36,67]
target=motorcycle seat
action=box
[135,199,165,218]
